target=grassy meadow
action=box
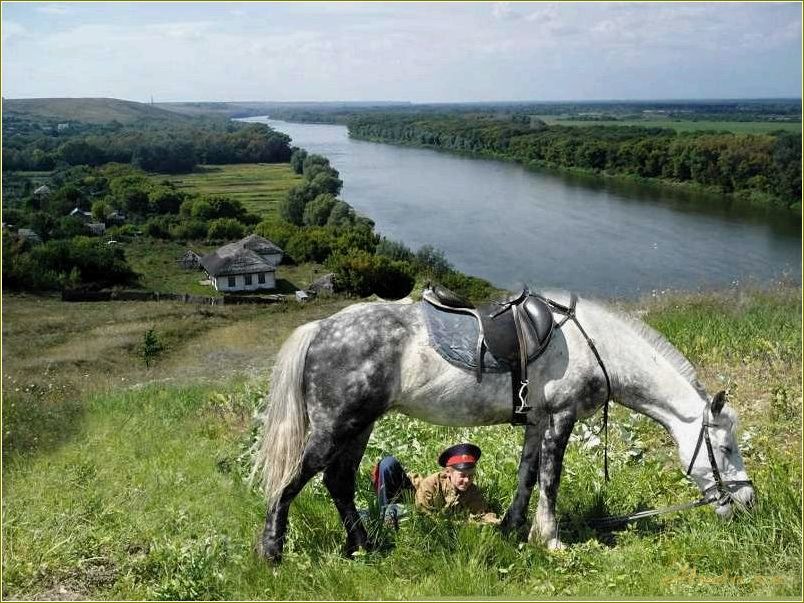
[1,284,801,600]
[536,116,803,135]
[150,164,303,220]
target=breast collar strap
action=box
[537,293,613,481]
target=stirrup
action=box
[515,381,532,414]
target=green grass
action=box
[150,164,302,220]
[2,286,801,599]
[535,115,803,134]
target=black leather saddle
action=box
[423,284,556,423]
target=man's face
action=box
[447,467,475,492]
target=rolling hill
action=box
[2,97,191,124]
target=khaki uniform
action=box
[407,470,500,525]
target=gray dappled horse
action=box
[251,292,755,562]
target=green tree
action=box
[302,194,337,226]
[91,200,110,222]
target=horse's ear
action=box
[711,390,728,415]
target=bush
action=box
[414,245,453,279]
[207,218,245,241]
[171,219,208,241]
[376,237,415,263]
[3,235,137,290]
[144,215,178,239]
[439,271,497,303]
[253,219,299,250]
[327,250,415,299]
[285,228,334,263]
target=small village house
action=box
[199,234,284,292]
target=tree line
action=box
[348,114,802,211]
[2,119,292,173]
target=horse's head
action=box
[685,390,756,519]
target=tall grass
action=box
[2,286,801,599]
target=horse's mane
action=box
[562,291,709,400]
[624,314,709,399]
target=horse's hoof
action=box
[499,519,528,541]
[256,539,283,564]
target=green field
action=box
[537,116,802,134]
[2,286,801,599]
[151,163,302,220]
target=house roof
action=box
[34,185,51,195]
[200,248,277,277]
[217,234,283,258]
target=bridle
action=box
[685,397,754,505]
[586,397,754,529]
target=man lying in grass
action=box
[371,443,500,526]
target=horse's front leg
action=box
[322,423,375,557]
[529,408,576,550]
[500,419,545,539]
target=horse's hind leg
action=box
[500,418,545,539]
[529,408,576,550]
[322,423,375,557]
[259,431,337,563]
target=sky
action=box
[2,1,801,103]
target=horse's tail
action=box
[250,321,320,511]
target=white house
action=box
[216,234,284,266]
[199,235,284,292]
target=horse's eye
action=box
[720,446,733,455]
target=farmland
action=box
[149,163,303,220]
[2,285,800,599]
[537,116,803,135]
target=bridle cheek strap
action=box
[686,400,753,502]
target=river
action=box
[245,117,801,298]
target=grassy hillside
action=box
[3,97,189,125]
[1,286,800,599]
[149,163,302,219]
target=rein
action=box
[586,398,754,529]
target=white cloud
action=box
[35,4,70,15]
[1,20,28,44]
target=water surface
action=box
[246,117,801,298]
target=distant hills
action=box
[3,97,191,124]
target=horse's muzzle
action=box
[714,484,756,520]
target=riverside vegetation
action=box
[348,113,802,212]
[1,284,800,599]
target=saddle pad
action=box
[420,301,510,373]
